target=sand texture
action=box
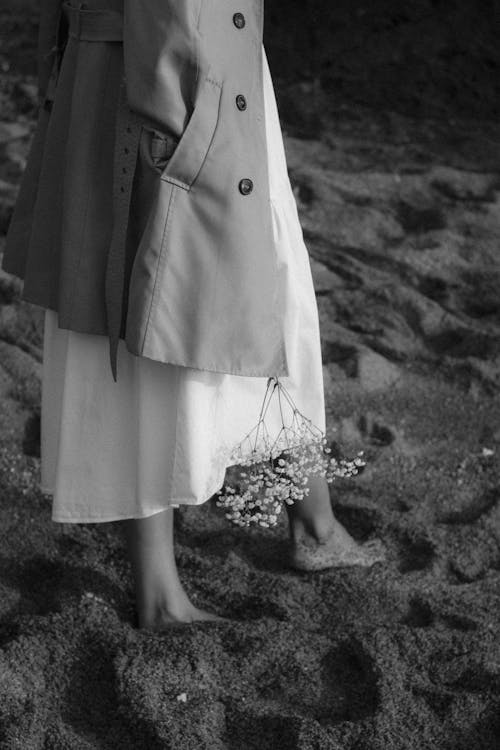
[1,3,500,748]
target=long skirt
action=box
[40,47,326,523]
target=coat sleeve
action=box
[122,0,200,138]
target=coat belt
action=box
[61,2,141,382]
[62,1,124,42]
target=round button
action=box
[233,12,246,29]
[236,94,247,111]
[239,178,253,195]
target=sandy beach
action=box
[1,3,500,748]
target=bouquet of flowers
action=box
[216,377,366,528]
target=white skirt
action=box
[41,47,326,523]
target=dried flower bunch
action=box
[216,377,366,528]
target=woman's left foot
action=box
[288,520,386,572]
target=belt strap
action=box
[105,80,143,382]
[62,2,123,42]
[59,2,141,381]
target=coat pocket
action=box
[160,73,223,191]
[150,130,180,171]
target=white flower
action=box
[215,377,367,528]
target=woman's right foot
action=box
[138,602,230,630]
[124,509,231,631]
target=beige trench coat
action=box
[2,0,289,381]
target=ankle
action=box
[289,515,338,545]
[136,580,193,627]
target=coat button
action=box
[239,178,253,195]
[233,12,246,28]
[236,94,247,111]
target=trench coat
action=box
[2,0,289,381]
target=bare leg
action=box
[285,474,386,571]
[285,474,338,543]
[122,508,226,629]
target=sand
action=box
[1,3,500,748]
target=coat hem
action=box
[130,332,289,378]
[2,286,289,377]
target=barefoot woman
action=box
[2,0,384,630]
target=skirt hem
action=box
[48,502,193,524]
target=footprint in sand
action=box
[251,637,380,726]
[397,532,436,574]
[402,596,479,631]
[438,487,499,525]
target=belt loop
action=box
[62,2,124,43]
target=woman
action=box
[2,0,384,630]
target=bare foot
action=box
[139,603,231,631]
[289,519,386,572]
[123,509,233,631]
